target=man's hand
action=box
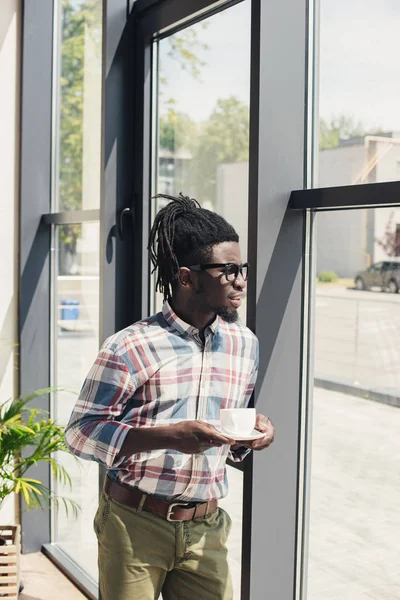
[170,420,235,454]
[233,414,275,451]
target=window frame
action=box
[130,1,310,599]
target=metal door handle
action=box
[117,207,133,241]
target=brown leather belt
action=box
[104,477,218,522]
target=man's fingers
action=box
[200,422,215,430]
[197,422,235,445]
[252,433,274,449]
[255,415,271,432]
[207,431,235,445]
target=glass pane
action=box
[307,207,400,599]
[318,0,400,187]
[51,221,100,583]
[151,5,251,597]
[219,466,244,597]
[152,0,251,326]
[53,0,103,211]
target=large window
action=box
[152,1,251,326]
[318,0,400,189]
[305,1,400,597]
[308,208,400,599]
[51,222,100,582]
[151,4,251,596]
[48,0,102,592]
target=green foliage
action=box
[0,389,79,516]
[165,25,208,81]
[57,0,101,264]
[191,96,249,204]
[59,0,101,212]
[320,115,383,150]
[159,105,197,153]
[318,270,339,283]
[158,96,249,206]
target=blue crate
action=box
[61,300,80,321]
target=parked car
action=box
[354,260,400,293]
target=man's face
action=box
[192,241,247,323]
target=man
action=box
[65,194,275,600]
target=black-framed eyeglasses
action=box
[188,262,249,283]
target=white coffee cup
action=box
[220,408,256,436]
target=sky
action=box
[320,0,400,132]
[159,0,251,122]
[159,0,400,132]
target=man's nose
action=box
[233,273,247,290]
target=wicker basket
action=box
[0,526,21,599]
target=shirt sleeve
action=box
[228,338,259,463]
[64,345,139,469]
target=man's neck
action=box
[170,298,216,337]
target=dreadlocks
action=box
[148,193,239,302]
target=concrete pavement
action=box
[315,286,400,395]
[307,387,400,600]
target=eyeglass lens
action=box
[225,264,248,282]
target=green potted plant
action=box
[0,389,78,598]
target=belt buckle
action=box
[166,502,190,522]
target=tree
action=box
[57,0,101,272]
[319,115,366,150]
[190,96,249,205]
[319,115,383,150]
[375,211,400,257]
[164,25,208,81]
[159,105,196,153]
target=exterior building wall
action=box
[0,0,20,525]
[316,209,367,278]
[374,139,400,184]
[317,138,400,276]
[319,144,365,187]
[216,161,249,256]
[317,145,366,277]
[373,141,400,261]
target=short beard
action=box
[215,306,239,323]
[194,283,239,323]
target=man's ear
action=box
[177,267,194,289]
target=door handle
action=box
[117,207,134,241]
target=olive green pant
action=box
[94,491,233,600]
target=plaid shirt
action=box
[65,302,259,502]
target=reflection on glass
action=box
[53,0,102,211]
[52,222,100,583]
[308,209,400,598]
[318,0,400,187]
[152,0,251,326]
[152,4,251,597]
[219,466,244,599]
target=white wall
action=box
[316,209,367,278]
[216,162,249,257]
[319,144,365,187]
[317,139,400,275]
[0,0,20,526]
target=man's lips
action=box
[229,296,242,308]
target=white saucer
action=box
[219,428,265,441]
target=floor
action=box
[19,552,86,600]
[307,387,400,600]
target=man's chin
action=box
[215,307,239,323]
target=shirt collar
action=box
[162,301,219,337]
